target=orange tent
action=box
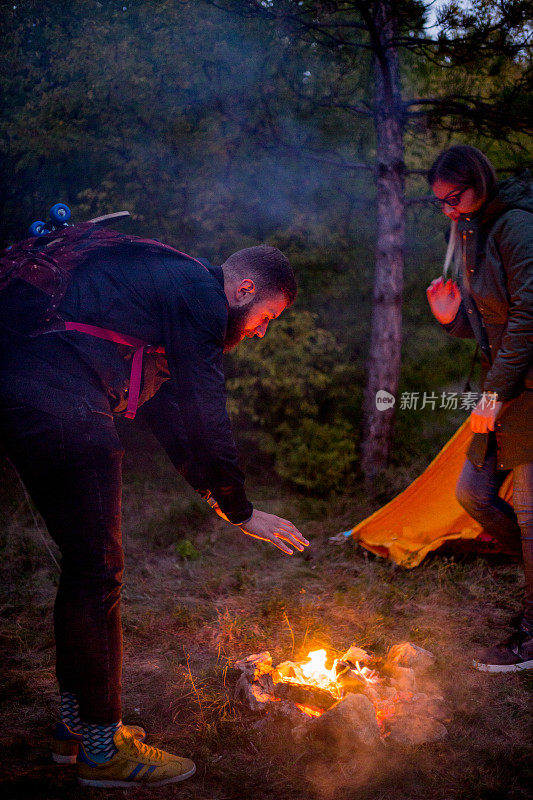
[349,421,513,568]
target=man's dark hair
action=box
[428,145,497,202]
[222,245,297,306]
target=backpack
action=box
[0,212,207,418]
[0,212,202,336]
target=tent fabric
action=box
[350,421,513,568]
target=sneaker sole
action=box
[77,763,196,788]
[52,752,77,765]
[472,658,533,673]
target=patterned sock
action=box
[82,721,122,763]
[60,692,82,734]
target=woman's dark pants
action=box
[0,401,124,724]
[456,434,533,630]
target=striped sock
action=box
[60,692,82,734]
[82,721,122,763]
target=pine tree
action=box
[206,0,532,476]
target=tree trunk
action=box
[360,0,405,479]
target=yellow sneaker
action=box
[52,721,146,765]
[77,726,196,788]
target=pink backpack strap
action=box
[58,246,205,417]
[63,321,165,419]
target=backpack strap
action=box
[3,220,208,415]
[63,321,165,419]
[57,239,209,418]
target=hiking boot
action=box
[52,721,146,765]
[77,725,196,788]
[473,625,533,672]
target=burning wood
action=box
[273,680,338,710]
[234,641,448,747]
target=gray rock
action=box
[388,665,417,693]
[394,692,449,724]
[340,645,372,664]
[377,685,399,701]
[234,651,272,681]
[386,642,436,671]
[256,672,275,695]
[268,700,308,725]
[234,673,273,711]
[303,692,382,752]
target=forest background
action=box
[1,4,533,798]
[1,0,532,498]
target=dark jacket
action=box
[0,245,253,524]
[443,173,533,469]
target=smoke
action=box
[2,1,377,261]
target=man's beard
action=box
[224,304,251,352]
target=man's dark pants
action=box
[456,433,533,630]
[0,399,124,724]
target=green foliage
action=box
[274,417,357,493]
[0,0,530,495]
[226,311,340,425]
[226,310,359,494]
[0,0,373,255]
[174,538,201,560]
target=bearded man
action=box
[0,239,308,788]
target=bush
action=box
[225,310,359,495]
[274,418,358,494]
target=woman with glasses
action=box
[426,144,533,672]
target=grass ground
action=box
[1,424,532,800]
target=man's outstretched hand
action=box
[206,498,309,555]
[238,509,310,555]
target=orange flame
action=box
[280,649,341,698]
[276,647,412,729]
[301,649,338,687]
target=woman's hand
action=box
[426,277,462,324]
[470,395,503,433]
[238,509,310,555]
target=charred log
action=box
[273,681,338,710]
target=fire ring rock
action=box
[388,665,417,693]
[234,674,274,712]
[234,651,273,681]
[386,642,436,671]
[301,693,382,752]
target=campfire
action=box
[234,642,448,749]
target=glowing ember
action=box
[294,703,323,718]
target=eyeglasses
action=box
[431,186,468,209]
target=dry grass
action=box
[0,428,532,800]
